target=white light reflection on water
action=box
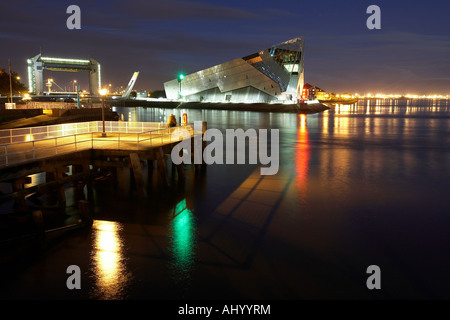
[90,220,132,300]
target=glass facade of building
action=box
[164,37,304,103]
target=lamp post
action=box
[99,89,107,137]
[8,59,13,104]
[73,80,77,92]
[178,73,185,100]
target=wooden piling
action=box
[12,176,31,211]
[129,153,147,198]
[0,122,206,235]
[78,200,92,227]
[32,210,45,243]
[155,147,169,187]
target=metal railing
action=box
[0,121,196,168]
[0,121,167,145]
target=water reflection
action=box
[295,114,309,198]
[169,199,196,285]
[107,101,450,298]
[90,220,132,300]
[330,99,450,116]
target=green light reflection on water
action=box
[169,198,196,283]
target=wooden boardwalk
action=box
[0,121,204,241]
[0,121,196,168]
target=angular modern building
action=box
[164,37,304,103]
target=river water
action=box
[1,99,449,300]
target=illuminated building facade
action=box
[27,54,101,95]
[303,83,330,100]
[164,37,304,103]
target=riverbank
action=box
[109,99,330,114]
[0,99,329,129]
[0,108,119,129]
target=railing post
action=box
[5,146,8,166]
[75,134,77,151]
[55,137,58,154]
[32,141,35,159]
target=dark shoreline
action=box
[0,100,330,129]
[109,99,331,114]
[0,108,118,129]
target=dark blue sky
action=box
[1,0,449,94]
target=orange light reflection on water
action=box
[90,220,132,300]
[295,114,310,198]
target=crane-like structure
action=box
[45,78,64,93]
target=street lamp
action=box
[73,80,77,92]
[178,73,185,100]
[99,88,107,137]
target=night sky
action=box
[1,0,449,95]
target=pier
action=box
[0,120,204,244]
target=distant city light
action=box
[357,93,449,99]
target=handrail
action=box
[0,121,168,145]
[0,123,194,168]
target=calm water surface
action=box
[1,99,449,299]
